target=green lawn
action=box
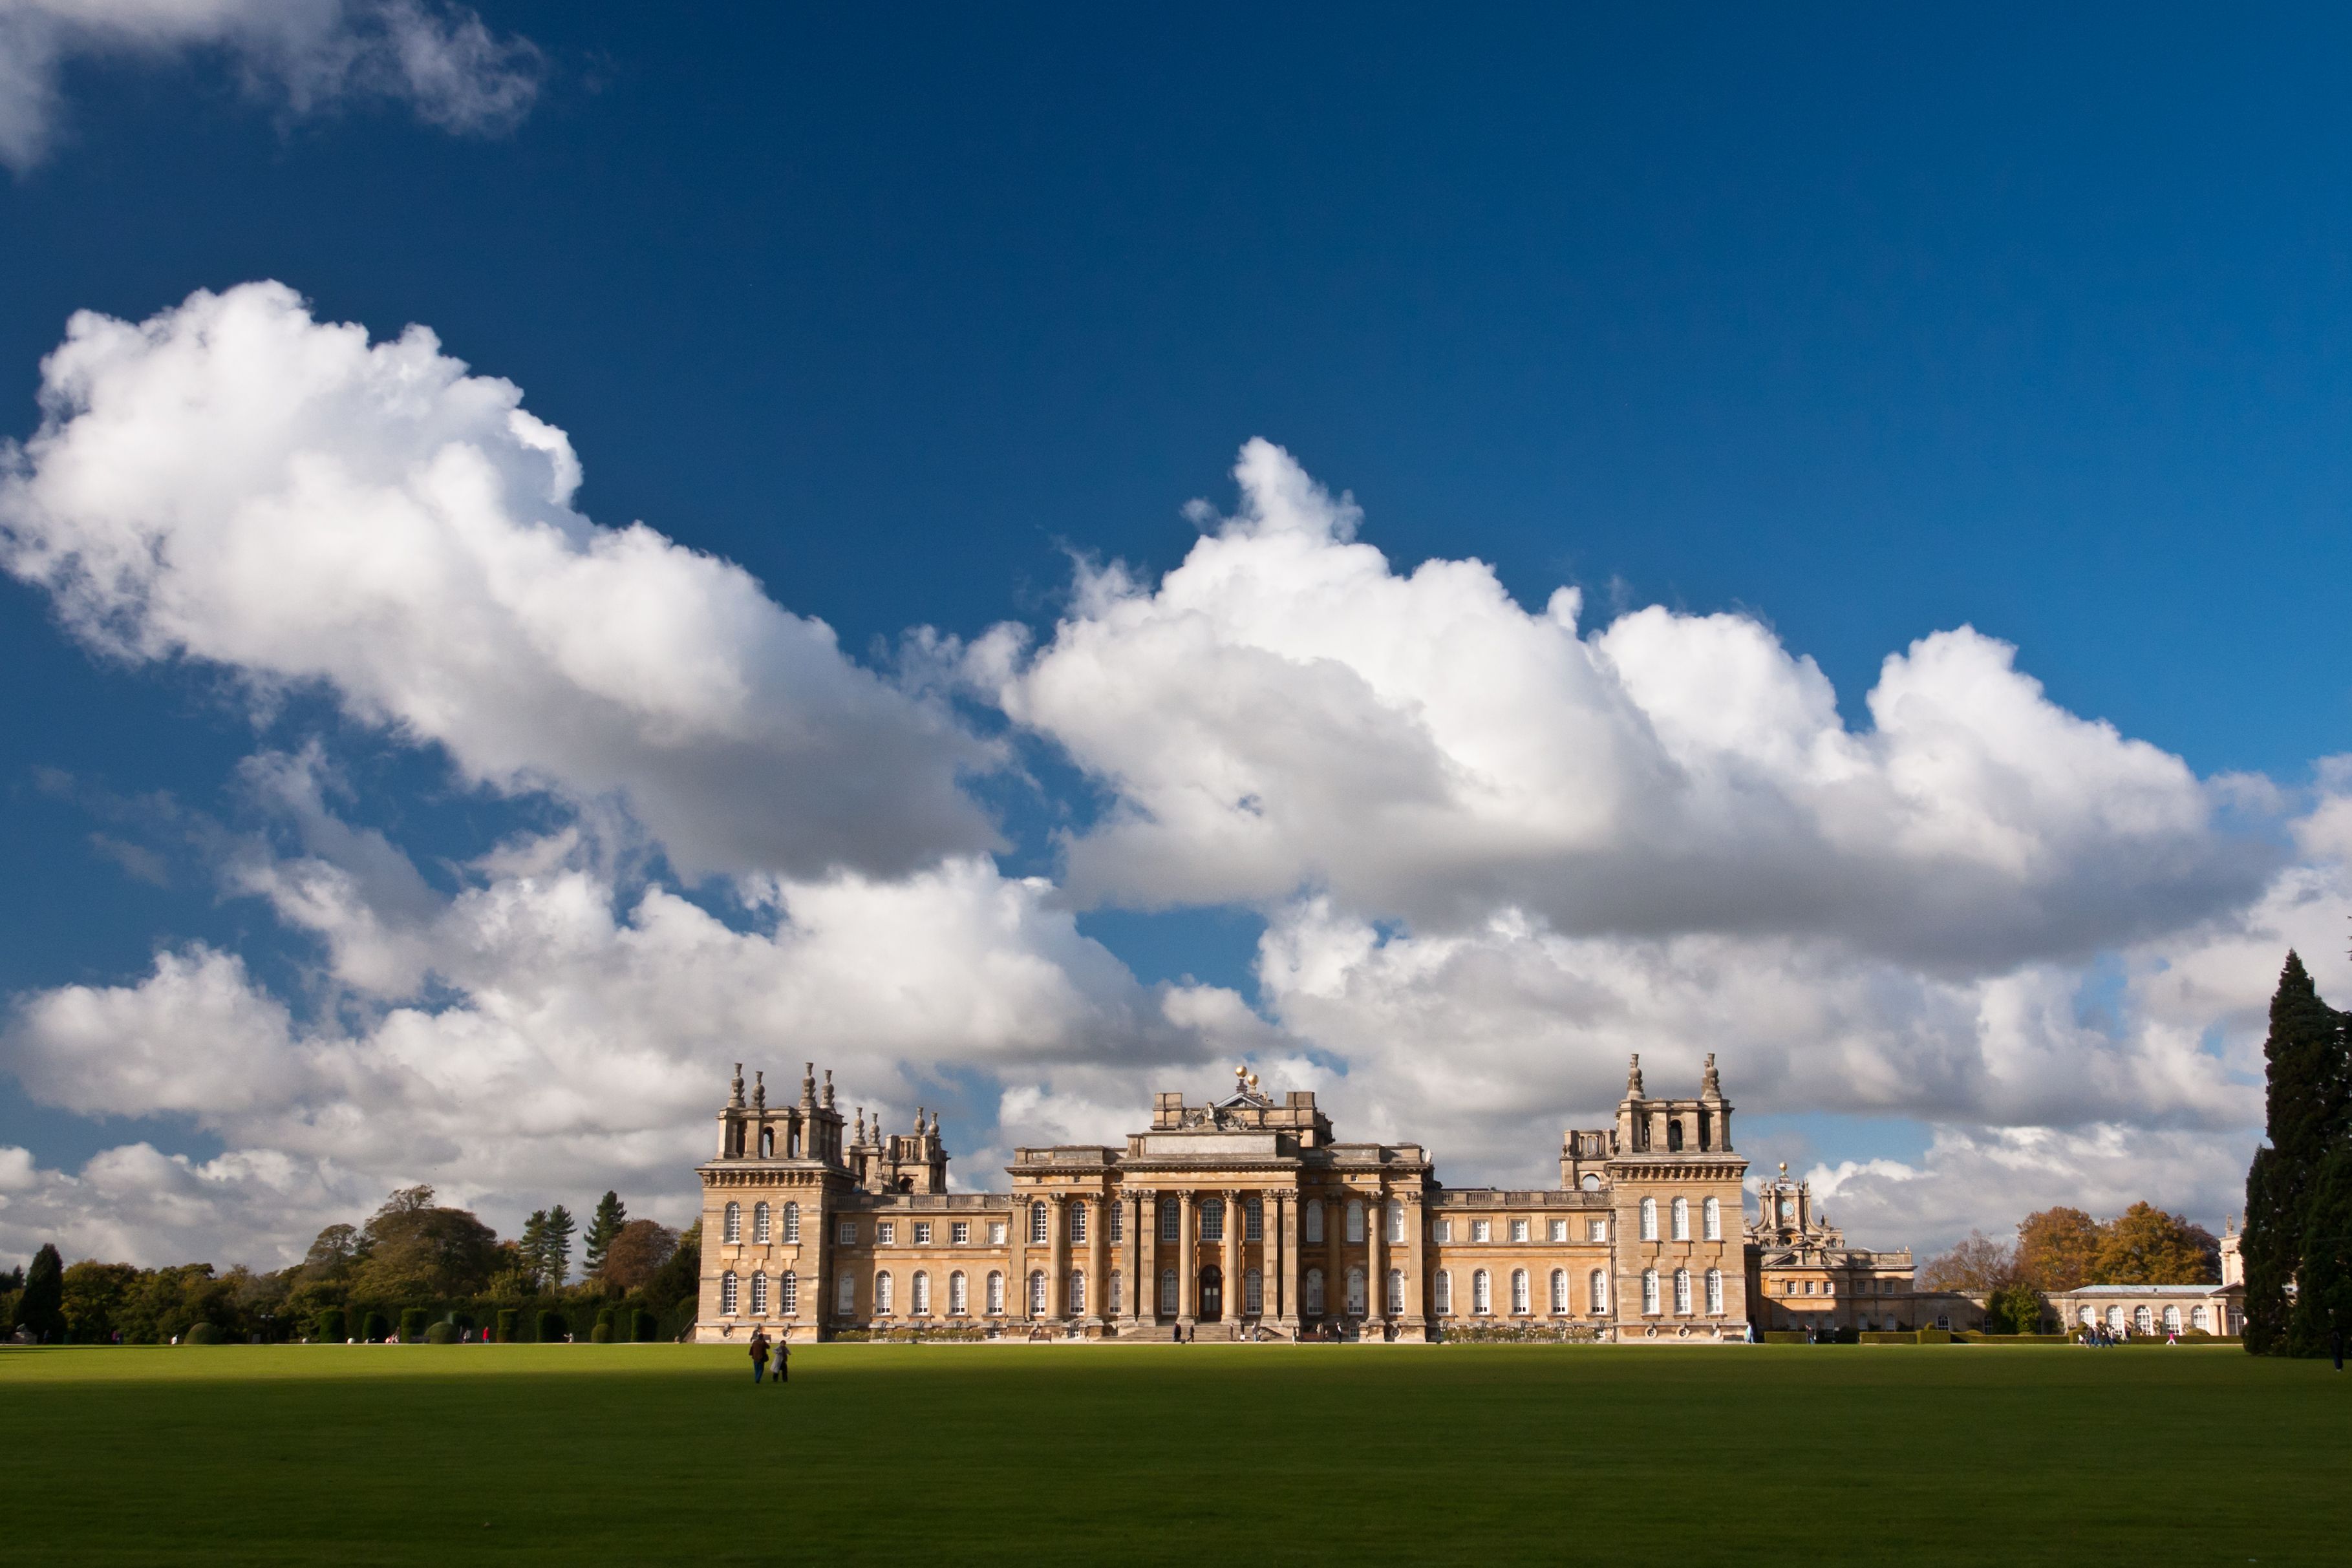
[1,1342,2342,1566]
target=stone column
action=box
[1089,1189,1110,1335]
[1177,1189,1197,1335]
[1364,1185,1387,1339]
[1325,1193,1343,1329]
[1008,1190,1030,1328]
[1120,1188,1144,1333]
[1137,1189,1157,1326]
[1048,1192,1070,1329]
[1227,1187,1245,1333]
[1403,1188,1427,1341]
[1278,1190,1301,1335]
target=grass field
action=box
[3,1342,2343,1566]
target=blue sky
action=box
[1,3,2347,1266]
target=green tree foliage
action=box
[2014,1207,2102,1291]
[2291,1145,2352,1366]
[2243,951,2351,1355]
[18,1243,65,1343]
[302,1224,363,1278]
[350,1187,502,1299]
[642,1220,701,1319]
[583,1192,626,1278]
[541,1205,575,1287]
[1983,1283,2047,1335]
[2090,1203,2218,1286]
[61,1261,138,1342]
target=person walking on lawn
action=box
[749,1326,770,1384]
[773,1335,791,1384]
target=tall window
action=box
[760,1127,773,1157]
[1109,1271,1123,1315]
[1345,1200,1365,1243]
[724,1202,742,1244]
[1107,1204,1124,1243]
[1346,1266,1367,1315]
[1160,1199,1180,1243]
[750,1271,767,1315]
[1705,1267,1722,1315]
[2133,1306,2152,1334]
[986,1271,1003,1315]
[1671,1197,1690,1242]
[1702,1196,1720,1242]
[1305,1268,1325,1315]
[1511,1269,1530,1315]
[1639,1198,1658,1241]
[1069,1271,1085,1315]
[1304,1200,1325,1244]
[1472,1269,1491,1315]
[1435,1271,1452,1315]
[781,1202,798,1243]
[1245,1269,1264,1315]
[1590,1270,1609,1313]
[836,1275,855,1314]
[1030,1202,1049,1244]
[1029,1271,1047,1315]
[753,1202,771,1244]
[949,1271,967,1315]
[780,1271,797,1315]
[1201,1198,1224,1241]
[1070,1202,1088,1244]
[1641,1269,1660,1315]
[2191,1305,2209,1331]
[721,1271,739,1315]
[1385,1268,1404,1316]
[876,1273,894,1314]
[1246,1198,1264,1241]
[1550,1269,1567,1313]
[912,1271,931,1315]
[1160,1267,1179,1316]
[1673,1268,1691,1315]
[1387,1200,1406,1244]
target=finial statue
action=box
[1246,1070,1260,1092]
[752,1069,766,1110]
[1702,1052,1720,1097]
[1626,1053,1644,1097]
[730,1062,745,1108]
[854,1107,866,1141]
[917,1107,927,1134]
[822,1068,836,1107]
[1779,1161,1788,1178]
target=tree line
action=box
[2243,951,2352,1360]
[2,1186,702,1346]
[1919,1203,2220,1334]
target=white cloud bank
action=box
[0,0,540,169]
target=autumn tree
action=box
[2014,1207,2102,1291]
[2090,1203,2216,1286]
[599,1220,679,1293]
[584,1192,626,1278]
[1919,1231,2016,1292]
[2243,951,2351,1354]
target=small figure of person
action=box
[773,1335,791,1385]
[749,1326,770,1384]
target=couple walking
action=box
[749,1327,791,1384]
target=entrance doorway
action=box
[1199,1266,1223,1321]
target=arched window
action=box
[2107,1306,2124,1331]
[1385,1268,1404,1316]
[1305,1268,1325,1315]
[1641,1269,1660,1315]
[753,1202,771,1244]
[912,1271,930,1315]
[1673,1268,1691,1315]
[1590,1270,1609,1313]
[723,1202,742,1244]
[1581,1173,1602,1192]
[1345,1200,1365,1243]
[837,1275,855,1315]
[1639,1197,1658,1241]
[1472,1269,1491,1315]
[875,1273,893,1314]
[1068,1270,1085,1315]
[1346,1266,1367,1315]
[2133,1306,2152,1335]
[1070,1202,1088,1244]
[780,1271,798,1315]
[787,1126,800,1158]
[1667,1118,1683,1152]
[750,1271,769,1315]
[1305,1200,1325,1244]
[1702,1196,1721,1242]
[2080,1305,2095,1326]
[1671,1197,1690,1242]
[1029,1202,1049,1244]
[1435,1271,1453,1315]
[1109,1271,1123,1315]
[1029,1271,1048,1315]
[1386,1199,1406,1244]
[1200,1199,1224,1241]
[1705,1267,1722,1315]
[1160,1198,1180,1243]
[2191,1304,2210,1331]
[1511,1269,1530,1315]
[1550,1269,1568,1314]
[1245,1269,1264,1315]
[721,1271,740,1315]
[783,1202,800,1244]
[1160,1267,1179,1315]
[986,1271,1003,1315]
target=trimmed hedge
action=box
[590,1323,613,1343]
[398,1307,429,1342]
[361,1311,390,1344]
[495,1308,519,1343]
[535,1309,568,1342]
[631,1308,656,1342]
[423,1322,459,1345]
[184,1322,223,1345]
[314,1308,347,1342]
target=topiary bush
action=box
[423,1321,458,1345]
[631,1308,655,1342]
[536,1309,567,1342]
[184,1322,222,1345]
[315,1308,347,1342]
[398,1307,429,1342]
[495,1308,519,1344]
[590,1322,612,1343]
[361,1311,390,1343]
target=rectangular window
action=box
[1029,1204,1048,1245]
[1436,1219,1451,1242]
[1511,1219,1529,1242]
[989,1222,1005,1245]
[913,1222,932,1245]
[837,1275,855,1314]
[1160,1200,1180,1243]
[1201,1199,1224,1242]
[1472,1219,1491,1243]
[1107,1205,1124,1243]
[1246,1198,1264,1242]
[1588,1220,1605,1242]
[1070,1204,1087,1244]
[877,1222,895,1245]
[952,1222,969,1245]
[1435,1272,1453,1314]
[837,1220,857,1246]
[1550,1219,1567,1242]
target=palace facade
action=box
[695,1055,1764,1343]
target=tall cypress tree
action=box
[583,1191,626,1278]
[543,1205,576,1287]
[2242,951,2351,1355]
[18,1242,65,1344]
